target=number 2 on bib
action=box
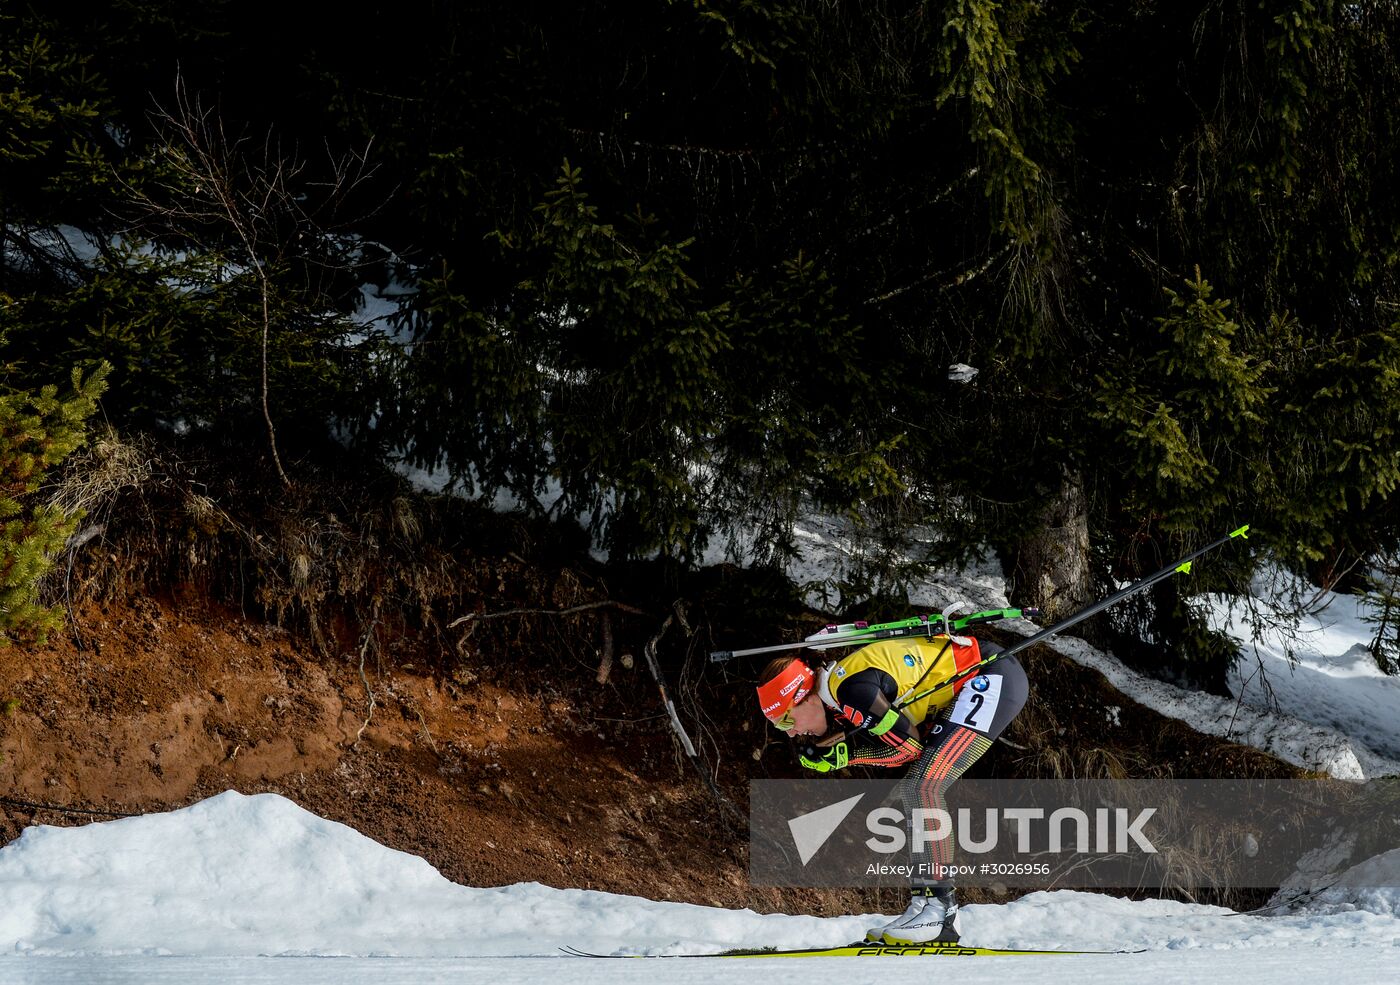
[950,675,1003,732]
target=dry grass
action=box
[37,428,629,688]
[45,428,157,532]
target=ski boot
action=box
[880,886,960,945]
[865,886,940,942]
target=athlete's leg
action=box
[899,651,1029,885]
[877,653,1029,944]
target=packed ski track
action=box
[3,951,1400,985]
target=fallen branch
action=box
[643,602,761,837]
[0,795,136,818]
[641,602,697,758]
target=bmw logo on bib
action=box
[970,675,990,692]
[903,654,916,667]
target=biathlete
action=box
[757,633,1028,944]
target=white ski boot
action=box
[865,887,937,942]
[880,886,960,944]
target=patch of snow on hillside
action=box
[1200,570,1400,762]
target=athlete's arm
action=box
[833,668,923,767]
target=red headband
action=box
[756,659,815,721]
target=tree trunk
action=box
[1008,466,1093,625]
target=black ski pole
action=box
[894,524,1251,709]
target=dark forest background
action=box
[5,0,1400,688]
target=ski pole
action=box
[892,524,1251,710]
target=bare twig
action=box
[448,598,651,629]
[119,76,378,488]
[867,243,1013,304]
[393,685,438,754]
[0,795,137,818]
[641,605,697,759]
[651,604,753,829]
[353,623,379,747]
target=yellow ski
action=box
[562,941,1135,958]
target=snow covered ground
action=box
[2,951,1396,985]
[1205,569,1400,763]
[0,792,1397,984]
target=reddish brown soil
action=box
[0,595,795,911]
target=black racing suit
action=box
[833,643,1029,887]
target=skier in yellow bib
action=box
[756,634,1028,945]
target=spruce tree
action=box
[0,363,109,642]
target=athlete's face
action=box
[787,693,827,735]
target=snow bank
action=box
[1203,573,1400,766]
[1302,850,1400,919]
[2,792,1399,958]
[1027,630,1400,780]
[0,792,868,957]
[782,513,1010,614]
